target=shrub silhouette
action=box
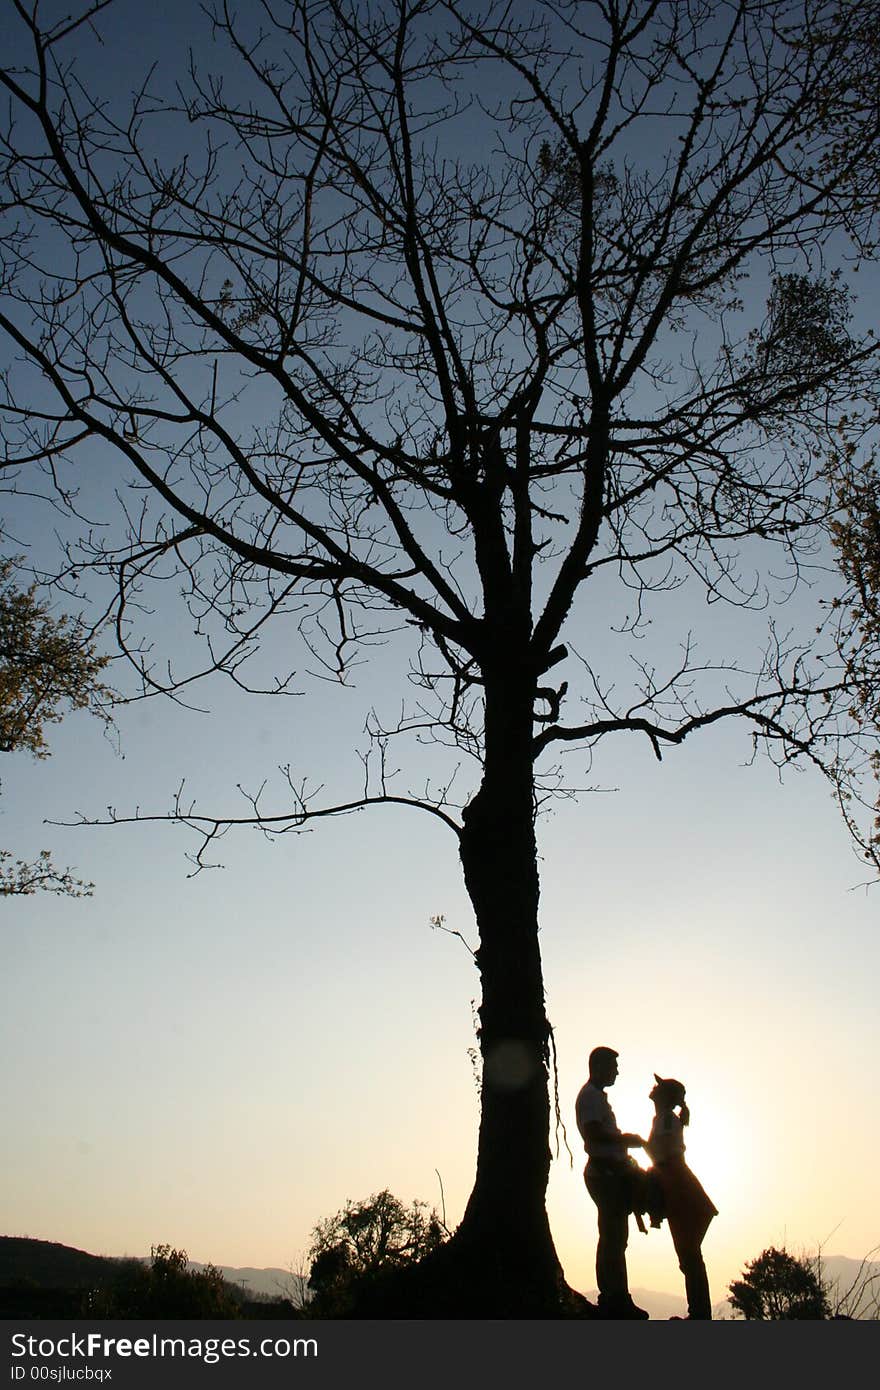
[728,1246,831,1320]
[306,1191,446,1316]
[89,1245,241,1318]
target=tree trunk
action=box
[449,670,567,1311]
[353,671,589,1316]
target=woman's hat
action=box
[652,1073,686,1102]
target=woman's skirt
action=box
[653,1158,718,1255]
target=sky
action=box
[4,642,879,1307]
[2,0,879,1315]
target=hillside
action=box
[0,1237,126,1289]
[3,1237,875,1319]
[0,1238,292,1319]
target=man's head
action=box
[588,1045,619,1088]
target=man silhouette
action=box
[576,1045,649,1319]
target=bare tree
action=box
[830,1248,880,1320]
[1,0,878,1311]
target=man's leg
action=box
[586,1167,648,1318]
[596,1201,629,1305]
[586,1168,625,1303]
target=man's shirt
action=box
[575,1080,626,1159]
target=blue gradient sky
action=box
[2,0,879,1310]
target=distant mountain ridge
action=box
[0,1237,122,1289]
[815,1254,880,1318]
[189,1261,301,1303]
[0,1238,292,1304]
[0,1237,298,1319]
[583,1286,688,1320]
[3,1238,876,1318]
[0,1237,687,1316]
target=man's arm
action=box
[582,1120,645,1152]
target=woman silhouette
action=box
[647,1075,718,1320]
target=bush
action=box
[306,1190,447,1316]
[89,1245,242,1318]
[728,1247,831,1320]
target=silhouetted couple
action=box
[575,1045,717,1320]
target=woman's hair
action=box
[651,1074,689,1124]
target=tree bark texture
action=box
[453,671,563,1303]
[349,672,577,1316]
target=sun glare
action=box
[677,1099,744,1215]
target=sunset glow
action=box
[2,0,879,1326]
